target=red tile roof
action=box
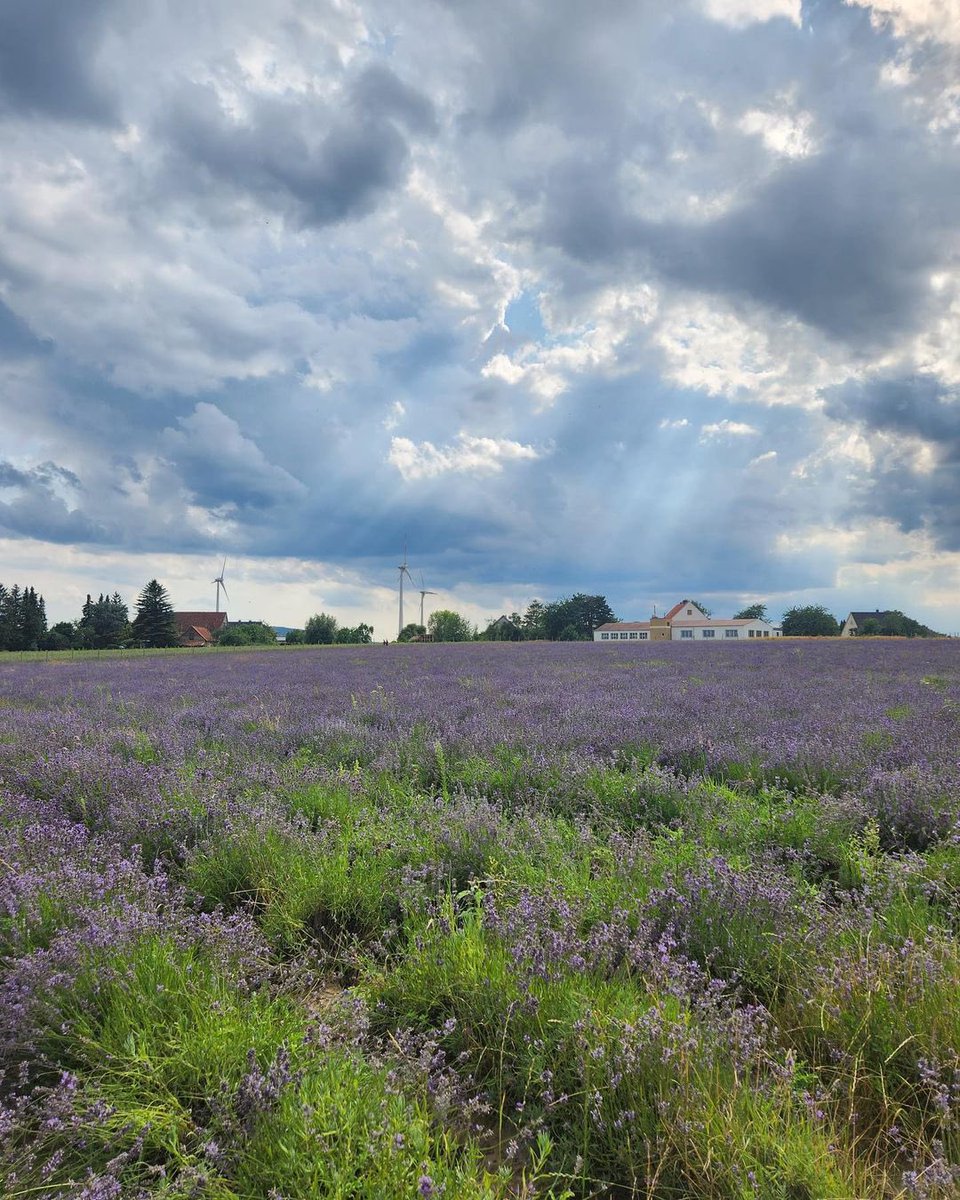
[180,625,214,646]
[174,611,227,633]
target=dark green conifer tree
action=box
[131,580,179,648]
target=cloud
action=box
[700,0,801,26]
[847,0,960,45]
[0,459,103,543]
[700,419,760,439]
[388,434,542,480]
[821,372,960,548]
[0,0,957,631]
[0,0,120,122]
[161,403,308,510]
[163,63,436,229]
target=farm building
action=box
[841,610,894,637]
[594,600,781,642]
[173,611,227,647]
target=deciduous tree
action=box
[781,605,840,637]
[734,603,768,621]
[428,610,474,642]
[303,613,338,644]
[543,594,616,640]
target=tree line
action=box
[0,579,942,652]
[0,579,274,651]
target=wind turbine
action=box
[397,546,414,638]
[418,571,437,630]
[212,559,229,613]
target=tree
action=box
[428,609,474,642]
[2,585,23,650]
[284,629,305,645]
[335,623,374,644]
[77,592,130,649]
[131,580,179,647]
[397,623,426,642]
[734,603,768,621]
[543,594,616,640]
[858,611,940,638]
[303,613,338,644]
[20,588,46,650]
[216,621,277,646]
[781,605,840,637]
[521,600,547,640]
[42,622,79,651]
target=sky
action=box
[1,0,959,636]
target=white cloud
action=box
[738,106,817,159]
[846,0,960,46]
[388,433,542,480]
[700,419,760,439]
[701,0,801,27]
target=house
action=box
[841,610,894,637]
[594,600,782,643]
[485,614,523,641]
[173,611,228,647]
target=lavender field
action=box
[2,640,960,1198]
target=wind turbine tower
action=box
[397,547,414,638]
[418,572,437,630]
[212,559,229,613]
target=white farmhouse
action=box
[594,600,782,643]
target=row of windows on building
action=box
[599,628,774,640]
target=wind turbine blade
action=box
[221,583,229,602]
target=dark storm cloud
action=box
[0,460,104,543]
[542,125,959,347]
[823,374,960,548]
[0,0,119,122]
[163,63,436,227]
[473,0,957,346]
[826,375,960,452]
[646,151,958,345]
[160,403,307,511]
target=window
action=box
[638,632,648,640]
[725,629,739,638]
[748,630,755,638]
[686,608,693,615]
[763,631,769,637]
[702,629,715,638]
[629,632,638,639]
[601,632,609,640]
[681,629,694,639]
[620,632,629,640]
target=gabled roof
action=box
[180,625,214,645]
[174,611,227,633]
[597,621,652,631]
[847,611,894,624]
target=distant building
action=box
[594,599,781,643]
[173,611,228,647]
[841,610,894,637]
